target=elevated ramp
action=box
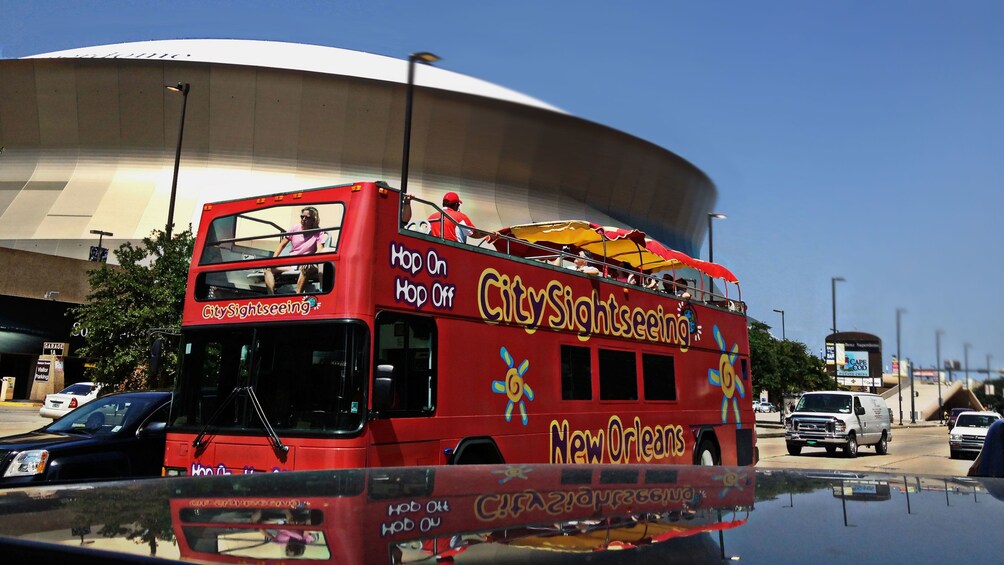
[880,376,983,422]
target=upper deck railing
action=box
[402,193,745,315]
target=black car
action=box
[0,391,171,487]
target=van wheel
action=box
[786,442,801,456]
[844,433,858,458]
[875,433,888,455]
[696,439,719,466]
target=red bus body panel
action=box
[166,182,754,476]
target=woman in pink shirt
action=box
[264,206,327,294]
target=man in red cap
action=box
[428,191,477,243]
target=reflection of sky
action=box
[724,477,1004,563]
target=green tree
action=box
[749,320,832,422]
[71,228,194,391]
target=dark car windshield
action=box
[46,395,163,437]
[795,394,852,414]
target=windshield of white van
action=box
[796,394,852,414]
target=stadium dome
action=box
[0,39,716,261]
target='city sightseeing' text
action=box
[478,268,691,347]
[201,300,314,321]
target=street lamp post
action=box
[772,308,786,340]
[830,277,845,335]
[909,354,916,424]
[88,229,113,262]
[896,308,906,425]
[164,82,190,240]
[706,213,726,301]
[964,342,971,389]
[936,330,943,413]
[400,52,440,195]
[829,277,845,388]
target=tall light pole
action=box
[988,354,993,387]
[935,330,943,414]
[830,277,845,335]
[909,355,916,424]
[707,213,726,301]
[164,82,190,240]
[964,342,971,389]
[896,308,906,425]
[400,52,440,195]
[772,308,786,340]
[829,277,845,388]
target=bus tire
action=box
[451,437,504,465]
[695,438,719,466]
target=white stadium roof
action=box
[27,39,564,113]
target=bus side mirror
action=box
[373,364,396,411]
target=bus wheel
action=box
[695,439,719,466]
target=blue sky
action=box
[2,1,1002,377]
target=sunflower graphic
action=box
[492,346,534,425]
[712,470,749,498]
[707,325,744,428]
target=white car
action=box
[754,401,776,413]
[949,411,1002,459]
[39,382,104,419]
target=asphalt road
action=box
[754,411,975,476]
[0,404,978,476]
[0,403,51,436]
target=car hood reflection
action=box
[0,465,1001,563]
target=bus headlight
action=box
[4,450,49,477]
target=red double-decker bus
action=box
[163,181,754,477]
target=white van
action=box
[784,391,893,458]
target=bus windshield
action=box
[171,323,368,435]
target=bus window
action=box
[642,353,677,401]
[173,330,252,427]
[374,313,437,417]
[194,262,335,300]
[171,324,368,434]
[599,349,638,401]
[199,202,345,266]
[560,345,592,400]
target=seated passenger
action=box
[628,270,659,289]
[573,251,600,275]
[661,273,676,293]
[264,206,327,294]
[674,279,692,299]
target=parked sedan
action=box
[754,401,776,413]
[39,382,104,419]
[949,411,1002,459]
[1,391,171,487]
